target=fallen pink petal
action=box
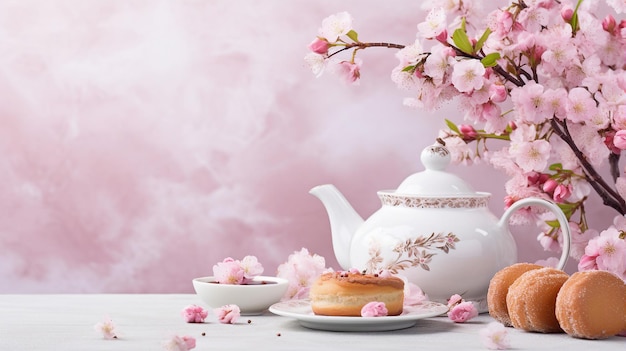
[479,322,510,350]
[447,301,478,323]
[360,301,388,317]
[163,335,196,351]
[181,304,208,323]
[215,304,241,324]
[94,317,118,340]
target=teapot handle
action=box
[498,197,571,270]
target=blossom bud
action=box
[553,184,571,203]
[542,179,558,194]
[527,172,541,185]
[613,129,626,150]
[489,84,507,103]
[604,132,621,154]
[436,29,448,44]
[308,37,329,55]
[459,124,478,141]
[532,45,546,63]
[603,15,617,34]
[507,121,517,130]
[538,173,550,184]
[561,7,573,22]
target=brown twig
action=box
[550,119,626,214]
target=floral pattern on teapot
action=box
[365,232,460,273]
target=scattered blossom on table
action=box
[163,335,196,351]
[215,304,241,324]
[94,316,118,340]
[480,322,511,350]
[447,294,478,323]
[181,304,208,323]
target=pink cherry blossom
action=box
[480,322,511,350]
[94,317,118,340]
[418,7,447,39]
[277,248,328,300]
[510,81,550,124]
[215,304,241,324]
[566,88,598,123]
[447,294,463,308]
[511,139,551,172]
[360,301,388,317]
[163,335,196,351]
[579,227,626,280]
[447,301,478,323]
[334,59,362,85]
[319,12,353,43]
[304,52,326,78]
[400,277,429,305]
[212,258,245,285]
[451,59,485,93]
[240,255,264,282]
[181,305,208,323]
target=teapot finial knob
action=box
[421,139,451,171]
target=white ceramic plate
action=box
[269,299,448,332]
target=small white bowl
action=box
[192,276,289,315]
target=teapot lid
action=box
[394,142,477,196]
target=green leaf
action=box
[445,119,460,134]
[402,64,416,72]
[474,28,492,53]
[481,52,501,67]
[545,220,561,228]
[452,28,473,54]
[346,30,359,42]
[570,0,584,33]
[549,163,563,171]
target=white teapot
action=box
[310,143,571,311]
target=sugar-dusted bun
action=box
[556,270,626,339]
[488,263,543,326]
[506,267,569,333]
[309,272,404,316]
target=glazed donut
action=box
[309,271,404,316]
[506,267,569,333]
[487,263,543,326]
[556,270,626,339]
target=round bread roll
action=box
[309,271,404,316]
[556,270,626,339]
[488,263,543,326]
[506,267,569,333]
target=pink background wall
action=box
[0,1,614,293]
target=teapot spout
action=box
[309,184,364,270]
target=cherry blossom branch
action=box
[550,118,626,214]
[327,42,406,59]
[451,47,526,87]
